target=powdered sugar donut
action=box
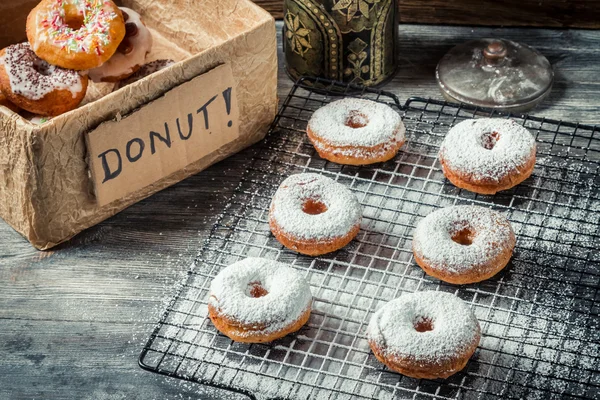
[0,43,87,116]
[269,173,362,256]
[307,98,405,165]
[412,205,515,284]
[208,257,312,343]
[88,7,153,82]
[368,291,481,379]
[439,118,536,194]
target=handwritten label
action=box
[86,64,239,206]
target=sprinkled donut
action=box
[269,173,362,256]
[307,98,406,165]
[412,205,515,284]
[27,0,126,70]
[439,118,536,194]
[208,257,313,343]
[89,7,153,82]
[368,291,481,379]
[0,43,88,116]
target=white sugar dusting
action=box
[270,173,362,240]
[439,118,536,182]
[208,258,312,335]
[412,205,514,274]
[311,136,402,160]
[1,43,83,100]
[367,291,480,361]
[307,98,405,147]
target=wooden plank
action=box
[277,23,600,124]
[252,0,600,28]
[399,0,600,28]
[0,157,248,322]
[1,319,247,400]
[0,22,599,400]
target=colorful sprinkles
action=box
[37,0,119,54]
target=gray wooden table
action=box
[1,23,598,400]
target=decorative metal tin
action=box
[436,38,554,112]
[283,0,398,86]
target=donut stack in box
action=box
[0,0,277,249]
[0,1,164,117]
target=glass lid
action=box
[436,38,554,111]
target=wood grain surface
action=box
[254,0,600,28]
[1,23,599,400]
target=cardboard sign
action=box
[86,64,240,206]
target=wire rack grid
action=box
[139,78,600,400]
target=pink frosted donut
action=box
[439,118,536,194]
[269,173,362,255]
[368,291,481,379]
[208,257,313,343]
[412,205,516,284]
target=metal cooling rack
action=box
[139,78,600,400]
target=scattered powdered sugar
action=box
[269,173,362,240]
[412,205,514,274]
[367,291,480,361]
[439,118,536,182]
[208,257,312,334]
[307,98,405,147]
[0,43,83,100]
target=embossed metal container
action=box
[283,0,398,86]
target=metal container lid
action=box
[436,38,553,112]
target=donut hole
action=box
[345,110,369,128]
[65,14,86,31]
[32,59,52,76]
[302,198,328,215]
[451,227,476,246]
[247,281,268,298]
[481,131,500,150]
[413,316,434,332]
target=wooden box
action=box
[0,0,278,249]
